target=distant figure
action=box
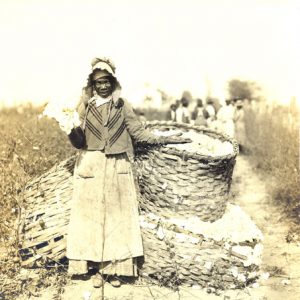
[192,98,207,126]
[205,98,216,127]
[233,99,246,151]
[217,99,235,137]
[166,103,177,121]
[175,97,190,123]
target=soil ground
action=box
[17,155,300,300]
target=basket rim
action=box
[143,120,239,162]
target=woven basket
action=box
[139,212,261,290]
[135,121,239,222]
[19,157,75,266]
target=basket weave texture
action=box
[19,122,248,291]
[135,121,239,222]
[139,213,260,289]
[19,157,75,266]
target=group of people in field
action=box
[167,97,246,150]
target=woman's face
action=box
[93,77,113,98]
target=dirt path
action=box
[17,155,300,300]
[228,155,300,300]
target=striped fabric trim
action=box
[108,109,122,130]
[90,105,103,124]
[86,119,102,140]
[109,121,126,146]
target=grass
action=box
[0,105,74,237]
[244,101,300,218]
[0,105,74,299]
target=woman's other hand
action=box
[159,136,192,144]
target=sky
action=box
[0,0,299,107]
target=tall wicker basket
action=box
[135,121,239,222]
[19,157,75,266]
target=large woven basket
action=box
[139,210,262,290]
[135,121,239,222]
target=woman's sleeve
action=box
[123,100,161,144]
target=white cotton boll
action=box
[59,115,74,134]
[43,101,80,131]
[194,255,202,262]
[139,218,157,230]
[162,204,263,244]
[248,271,258,279]
[73,111,81,127]
[157,130,235,156]
[156,226,165,240]
[174,233,199,244]
[192,285,201,289]
[204,261,213,270]
[224,242,231,250]
[175,233,188,243]
[231,245,253,258]
[254,244,264,257]
[82,291,91,300]
[147,212,160,221]
[251,282,260,289]
[260,272,270,281]
[189,236,200,244]
[281,279,291,285]
[180,254,192,260]
[231,267,239,278]
[250,244,263,266]
[161,182,168,190]
[236,243,263,267]
[148,223,157,229]
[237,274,246,283]
[152,129,181,137]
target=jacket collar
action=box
[88,86,121,108]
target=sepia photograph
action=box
[0,0,299,299]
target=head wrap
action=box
[91,57,116,77]
[78,57,122,111]
[92,69,111,80]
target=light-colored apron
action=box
[66,150,143,275]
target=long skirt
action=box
[66,150,143,276]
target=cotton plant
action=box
[43,101,81,134]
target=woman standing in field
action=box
[62,57,190,288]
